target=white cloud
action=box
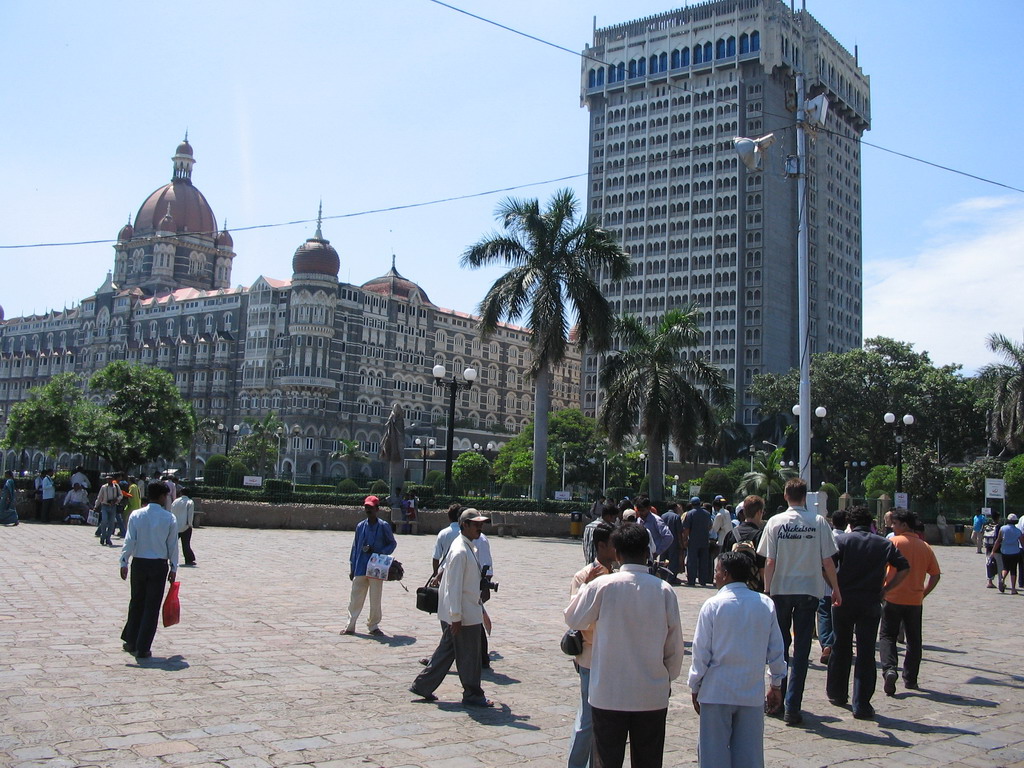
[864,196,1024,374]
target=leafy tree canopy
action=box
[452,450,492,491]
[3,373,89,459]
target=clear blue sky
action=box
[3,0,1022,373]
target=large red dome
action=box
[134,180,216,237]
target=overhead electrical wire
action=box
[2,2,1019,252]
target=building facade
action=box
[580,0,869,426]
[0,140,581,480]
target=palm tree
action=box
[738,446,797,497]
[981,333,1024,456]
[462,189,629,500]
[189,414,219,478]
[331,438,369,480]
[599,308,732,502]
[231,412,284,477]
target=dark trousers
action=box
[771,594,818,714]
[121,558,169,655]
[179,528,196,564]
[686,546,711,585]
[39,498,54,522]
[826,601,882,710]
[879,601,923,684]
[412,621,486,704]
[590,706,667,768]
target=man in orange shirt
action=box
[879,509,941,695]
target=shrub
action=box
[404,483,433,501]
[337,478,361,493]
[700,468,734,499]
[265,479,290,493]
[228,460,248,488]
[425,470,445,490]
[205,454,231,486]
[369,479,390,495]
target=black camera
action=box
[480,566,498,602]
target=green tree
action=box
[980,333,1024,456]
[205,454,231,486]
[462,189,630,500]
[600,309,731,502]
[864,465,896,499]
[229,412,284,477]
[738,447,797,497]
[700,468,735,500]
[80,362,193,471]
[330,438,369,479]
[3,373,89,462]
[752,337,984,480]
[452,451,491,493]
[1004,455,1024,502]
[189,414,219,477]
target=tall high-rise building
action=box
[580,0,869,427]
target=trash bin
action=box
[954,524,965,545]
[570,511,583,538]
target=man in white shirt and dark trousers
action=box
[565,522,685,768]
[411,509,493,707]
[689,551,785,768]
[119,481,178,659]
[171,490,197,566]
[756,477,841,726]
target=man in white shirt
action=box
[565,522,684,768]
[39,469,56,523]
[430,503,463,580]
[70,466,90,491]
[170,490,197,566]
[709,496,732,557]
[63,482,90,523]
[756,477,841,726]
[411,509,493,707]
[689,551,785,768]
[119,481,178,659]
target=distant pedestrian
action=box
[689,551,785,768]
[119,481,178,659]
[815,508,848,664]
[70,466,90,491]
[39,469,55,523]
[583,503,620,564]
[343,495,396,636]
[587,494,606,522]
[660,502,685,578]
[171,489,197,566]
[63,482,90,523]
[984,510,1002,588]
[972,509,987,554]
[680,496,713,587]
[993,513,1022,594]
[0,470,18,526]
[94,475,123,547]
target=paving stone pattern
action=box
[1,523,1022,767]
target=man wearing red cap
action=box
[343,495,397,636]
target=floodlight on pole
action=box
[733,133,776,171]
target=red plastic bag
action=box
[162,581,180,627]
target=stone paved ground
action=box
[1,521,1023,768]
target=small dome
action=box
[118,221,134,242]
[158,206,175,233]
[361,260,431,304]
[292,236,339,277]
[216,228,233,249]
[175,140,194,157]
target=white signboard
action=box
[894,492,909,509]
[243,475,263,488]
[985,478,1005,500]
[690,485,702,499]
[554,491,571,501]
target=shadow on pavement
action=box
[800,716,912,748]
[437,701,540,730]
[133,654,189,671]
[376,633,417,647]
[962,676,1024,693]
[922,644,966,654]
[873,712,976,735]
[482,669,520,685]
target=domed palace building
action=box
[0,140,581,481]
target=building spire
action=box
[315,200,324,240]
[391,253,396,271]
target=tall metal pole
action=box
[444,381,457,495]
[796,71,811,484]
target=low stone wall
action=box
[194,499,577,538]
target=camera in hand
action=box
[480,565,498,602]
[361,544,373,554]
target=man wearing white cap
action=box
[411,509,494,707]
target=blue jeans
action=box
[771,593,818,714]
[567,664,593,768]
[817,595,834,649]
[99,504,117,543]
[698,703,765,768]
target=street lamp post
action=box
[291,426,301,492]
[432,365,477,494]
[884,413,915,496]
[639,452,648,488]
[218,422,240,453]
[843,460,867,495]
[561,442,569,492]
[275,427,284,479]
[414,437,436,483]
[749,444,756,472]
[791,405,827,483]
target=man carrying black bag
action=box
[410,509,494,707]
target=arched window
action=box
[596,68,604,86]
[671,49,681,68]
[727,36,736,56]
[751,31,760,51]
[716,39,726,59]
[588,69,597,88]
[682,47,690,66]
[703,42,713,61]
[628,59,638,78]
[740,33,749,54]
[694,45,703,64]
